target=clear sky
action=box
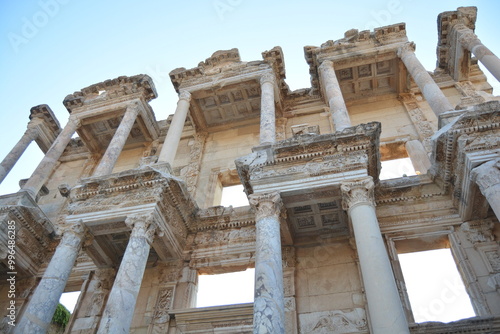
[1,0,498,321]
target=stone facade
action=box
[1,6,500,334]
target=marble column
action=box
[0,126,38,184]
[157,90,191,165]
[259,73,276,145]
[21,116,80,200]
[471,158,500,221]
[97,214,156,334]
[93,104,140,177]
[341,177,410,334]
[398,42,454,117]
[405,139,431,175]
[15,222,87,334]
[249,192,285,334]
[318,60,352,131]
[458,27,500,82]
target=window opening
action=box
[59,291,81,313]
[220,184,249,207]
[380,157,417,180]
[398,248,475,323]
[196,268,255,307]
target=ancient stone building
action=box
[1,5,500,334]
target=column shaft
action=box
[97,215,155,334]
[472,159,500,221]
[318,60,352,131]
[93,105,140,177]
[398,43,454,116]
[405,139,431,175]
[342,178,409,334]
[459,28,500,82]
[15,223,86,334]
[158,90,191,165]
[0,127,37,184]
[22,117,79,199]
[249,192,285,334]
[260,73,276,145]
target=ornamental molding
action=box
[63,74,157,112]
[433,102,500,194]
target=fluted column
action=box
[21,116,80,200]
[97,214,156,334]
[15,222,87,334]
[249,192,285,334]
[158,90,191,165]
[93,104,140,177]
[259,73,276,145]
[458,26,500,82]
[471,159,500,221]
[341,177,410,334]
[318,60,352,131]
[0,126,38,184]
[398,42,454,117]
[405,139,431,175]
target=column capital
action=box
[318,60,333,71]
[179,90,191,102]
[249,191,283,221]
[125,213,157,244]
[58,219,88,238]
[24,124,40,140]
[67,115,82,128]
[341,177,375,210]
[458,27,480,51]
[260,72,276,86]
[397,42,416,58]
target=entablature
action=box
[433,101,500,221]
[305,23,408,100]
[64,166,198,266]
[62,75,159,154]
[169,49,285,132]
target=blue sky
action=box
[1,1,499,194]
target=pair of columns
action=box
[317,41,457,129]
[249,177,410,334]
[15,215,156,334]
[158,71,278,153]
[19,103,141,199]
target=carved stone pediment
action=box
[65,166,198,264]
[237,122,381,195]
[63,74,157,111]
[236,122,380,239]
[433,101,500,220]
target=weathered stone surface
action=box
[2,6,500,334]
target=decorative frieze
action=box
[298,308,368,334]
